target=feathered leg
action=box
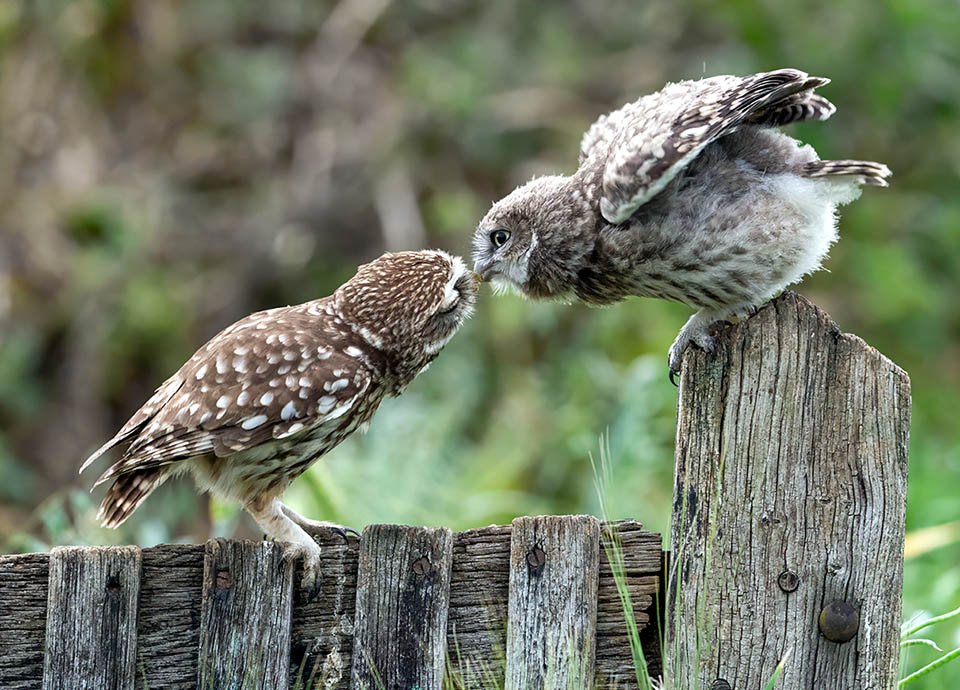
[667,301,761,384]
[245,496,324,599]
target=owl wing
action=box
[591,69,830,224]
[84,302,376,485]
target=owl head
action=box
[472,174,596,301]
[335,250,477,365]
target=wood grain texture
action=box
[42,546,142,690]
[197,539,296,690]
[667,292,910,690]
[138,544,204,690]
[1,521,663,687]
[351,524,454,690]
[505,515,601,690]
[288,531,360,690]
[0,553,49,690]
[446,524,512,689]
[597,520,663,687]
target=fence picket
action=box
[42,546,141,690]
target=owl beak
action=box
[470,270,486,284]
[473,258,496,282]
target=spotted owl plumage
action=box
[81,250,477,588]
[472,69,890,380]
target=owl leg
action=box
[281,503,361,542]
[668,301,763,383]
[668,308,721,384]
[245,496,324,599]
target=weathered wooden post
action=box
[666,292,910,689]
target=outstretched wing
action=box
[84,301,377,485]
[585,69,830,224]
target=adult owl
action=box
[81,250,477,591]
[472,69,890,382]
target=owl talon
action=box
[281,504,361,544]
[313,523,360,544]
[298,547,324,603]
[668,310,722,381]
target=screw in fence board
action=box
[288,531,361,690]
[446,524,512,689]
[41,546,142,690]
[505,515,601,690]
[350,524,454,690]
[197,539,296,690]
[137,544,205,690]
[666,292,910,690]
[0,553,49,690]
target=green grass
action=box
[900,605,960,687]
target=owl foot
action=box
[281,504,360,543]
[246,497,328,600]
[290,539,325,603]
[668,309,721,385]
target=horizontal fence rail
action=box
[0,518,662,690]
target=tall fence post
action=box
[666,292,911,689]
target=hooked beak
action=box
[473,258,497,282]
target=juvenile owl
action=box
[81,250,477,591]
[472,69,890,382]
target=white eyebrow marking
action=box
[439,254,468,311]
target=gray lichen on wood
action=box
[351,524,454,690]
[667,291,910,690]
[288,530,360,690]
[197,539,295,690]
[505,515,601,690]
[42,546,141,690]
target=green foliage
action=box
[1,1,958,686]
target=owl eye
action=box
[490,229,511,248]
[438,294,460,316]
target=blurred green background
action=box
[1,0,958,684]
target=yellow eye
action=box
[490,229,511,248]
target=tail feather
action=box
[802,159,892,187]
[752,94,836,127]
[97,469,168,528]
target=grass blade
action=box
[899,647,960,687]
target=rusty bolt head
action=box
[215,568,231,590]
[526,546,546,570]
[777,570,800,593]
[711,679,732,690]
[412,556,431,576]
[819,600,859,642]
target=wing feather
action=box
[87,300,378,484]
[591,69,830,223]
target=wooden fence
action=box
[0,518,662,689]
[0,292,911,689]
